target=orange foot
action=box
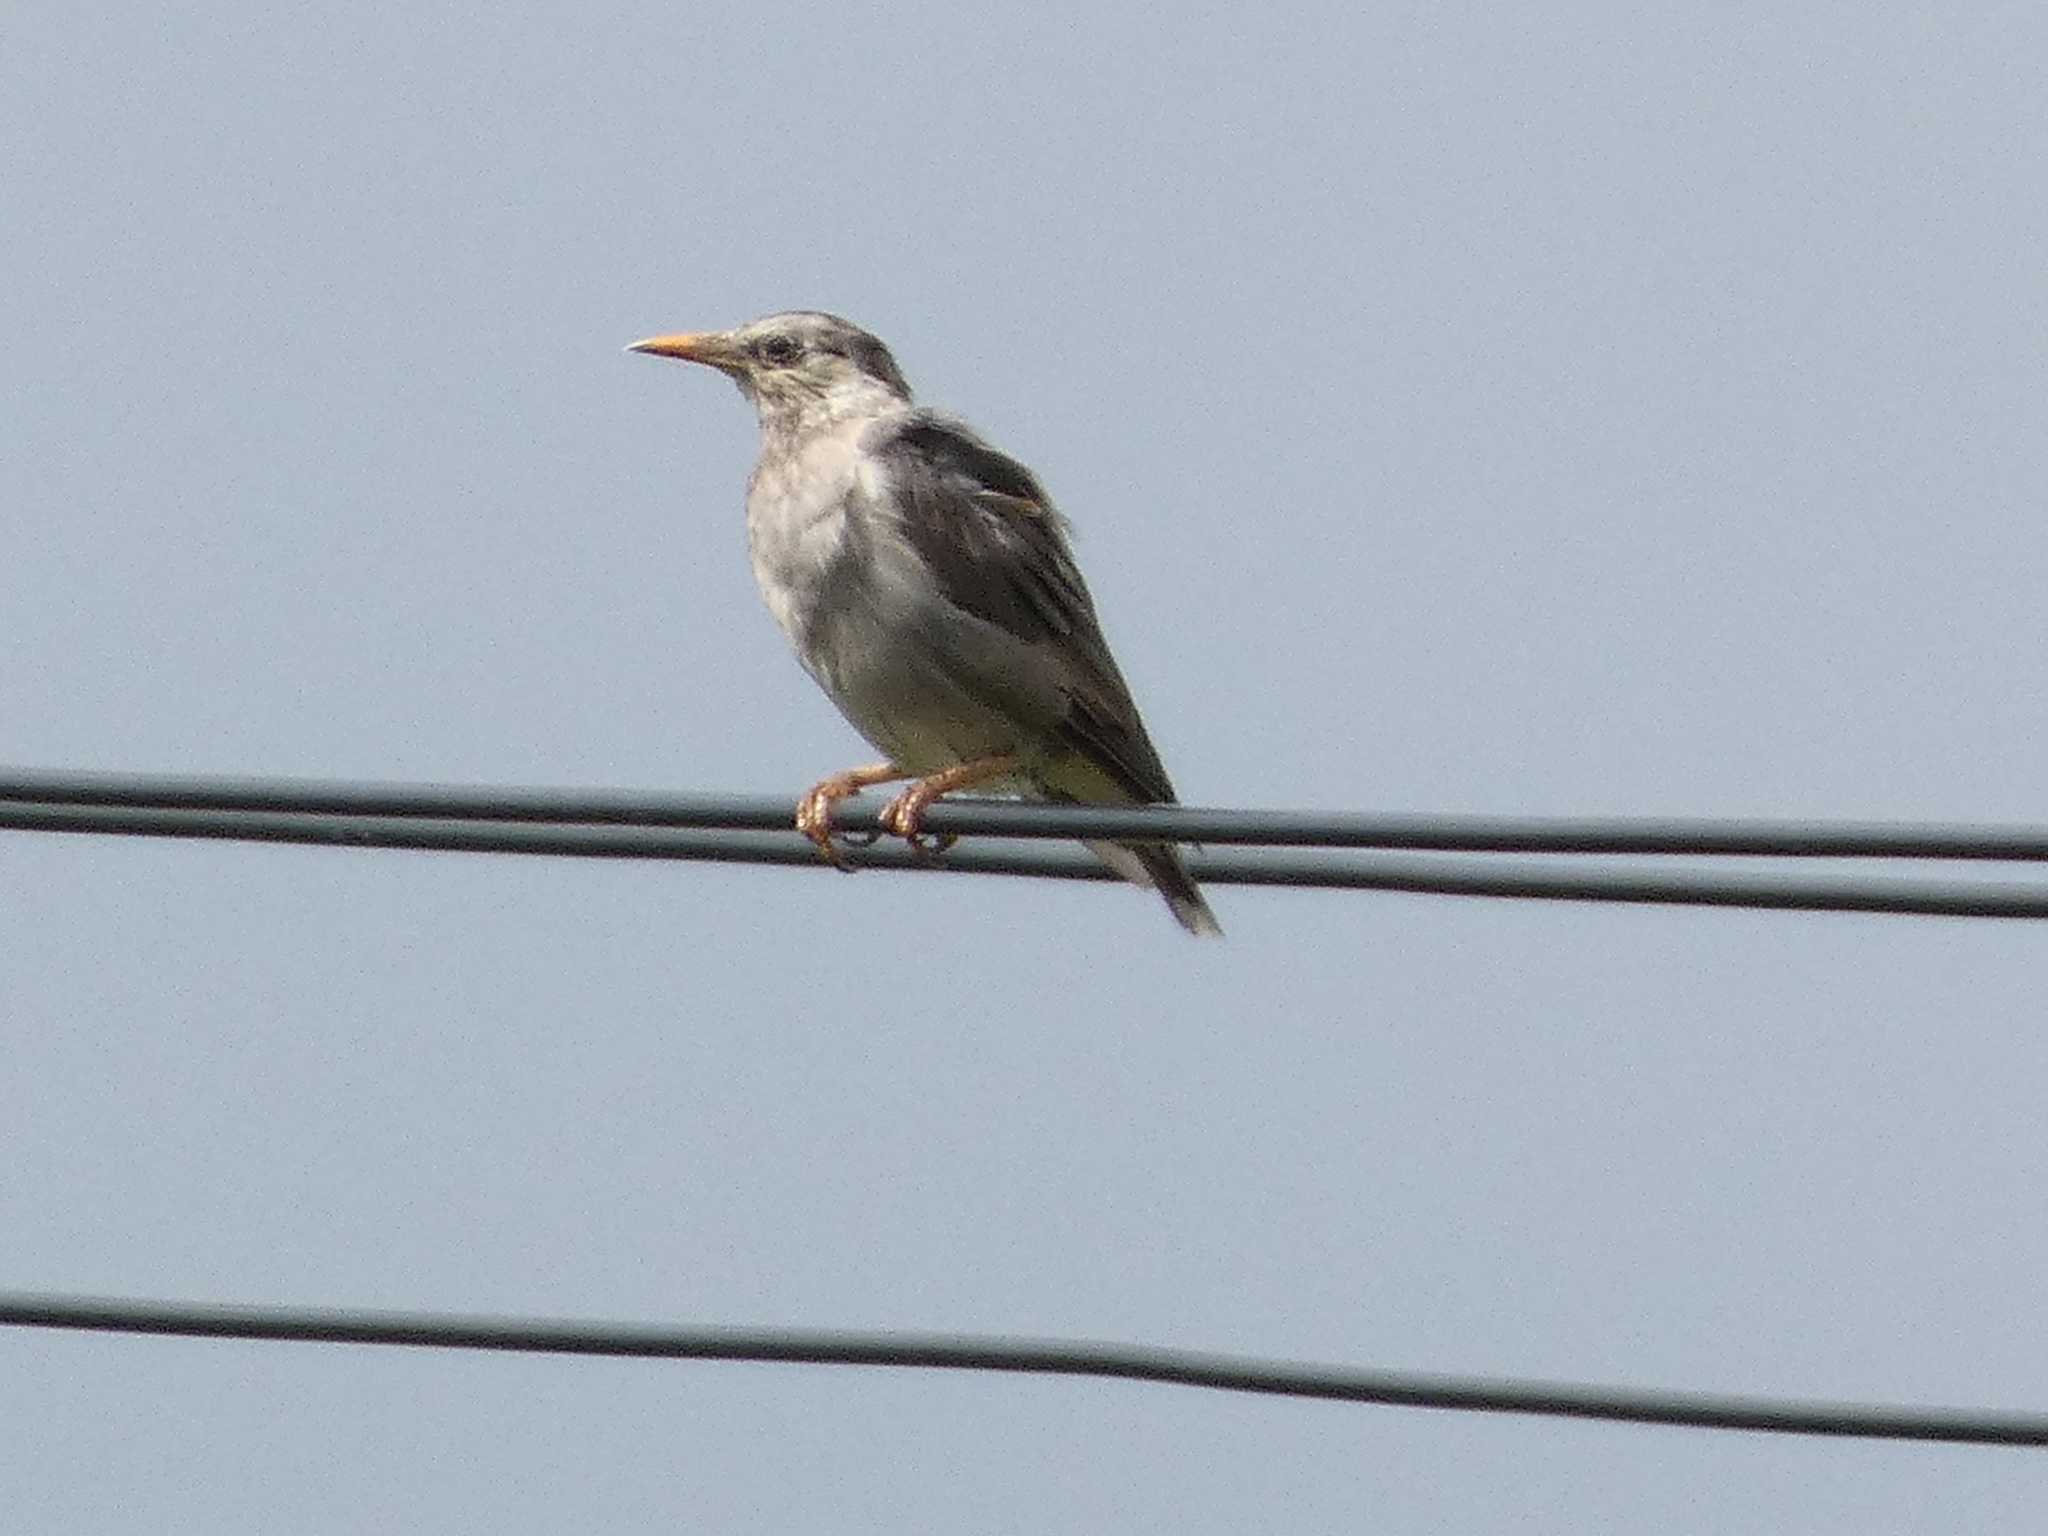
[876,753,1021,856]
[795,762,907,868]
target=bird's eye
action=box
[757,334,802,366]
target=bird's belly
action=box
[803,599,1033,775]
[748,464,1059,777]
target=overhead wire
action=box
[7,784,2042,1447]
[6,769,2048,917]
[3,1292,2042,1447]
[8,767,2048,857]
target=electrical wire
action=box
[6,772,2048,917]
[2,1292,2040,1447]
[8,767,2048,857]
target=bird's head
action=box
[629,311,912,432]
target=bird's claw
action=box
[877,787,958,859]
[902,829,959,860]
[795,782,862,871]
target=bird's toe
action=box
[795,783,860,870]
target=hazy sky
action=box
[4,3,2045,1529]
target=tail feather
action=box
[1083,838,1223,938]
[1037,771,1221,937]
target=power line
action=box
[8,771,2048,918]
[2,1292,2040,1447]
[10,796,2048,918]
[8,767,2048,858]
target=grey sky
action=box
[4,2,2045,1529]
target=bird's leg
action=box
[795,762,910,868]
[877,753,1020,855]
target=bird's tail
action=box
[1084,839,1223,938]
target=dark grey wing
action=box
[870,413,1180,804]
[875,415,1078,645]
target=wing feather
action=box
[868,413,1179,804]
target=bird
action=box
[628,310,1220,936]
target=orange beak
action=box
[626,331,743,373]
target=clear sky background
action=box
[5,2,2046,1529]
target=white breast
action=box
[736,411,1065,776]
[743,418,875,646]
